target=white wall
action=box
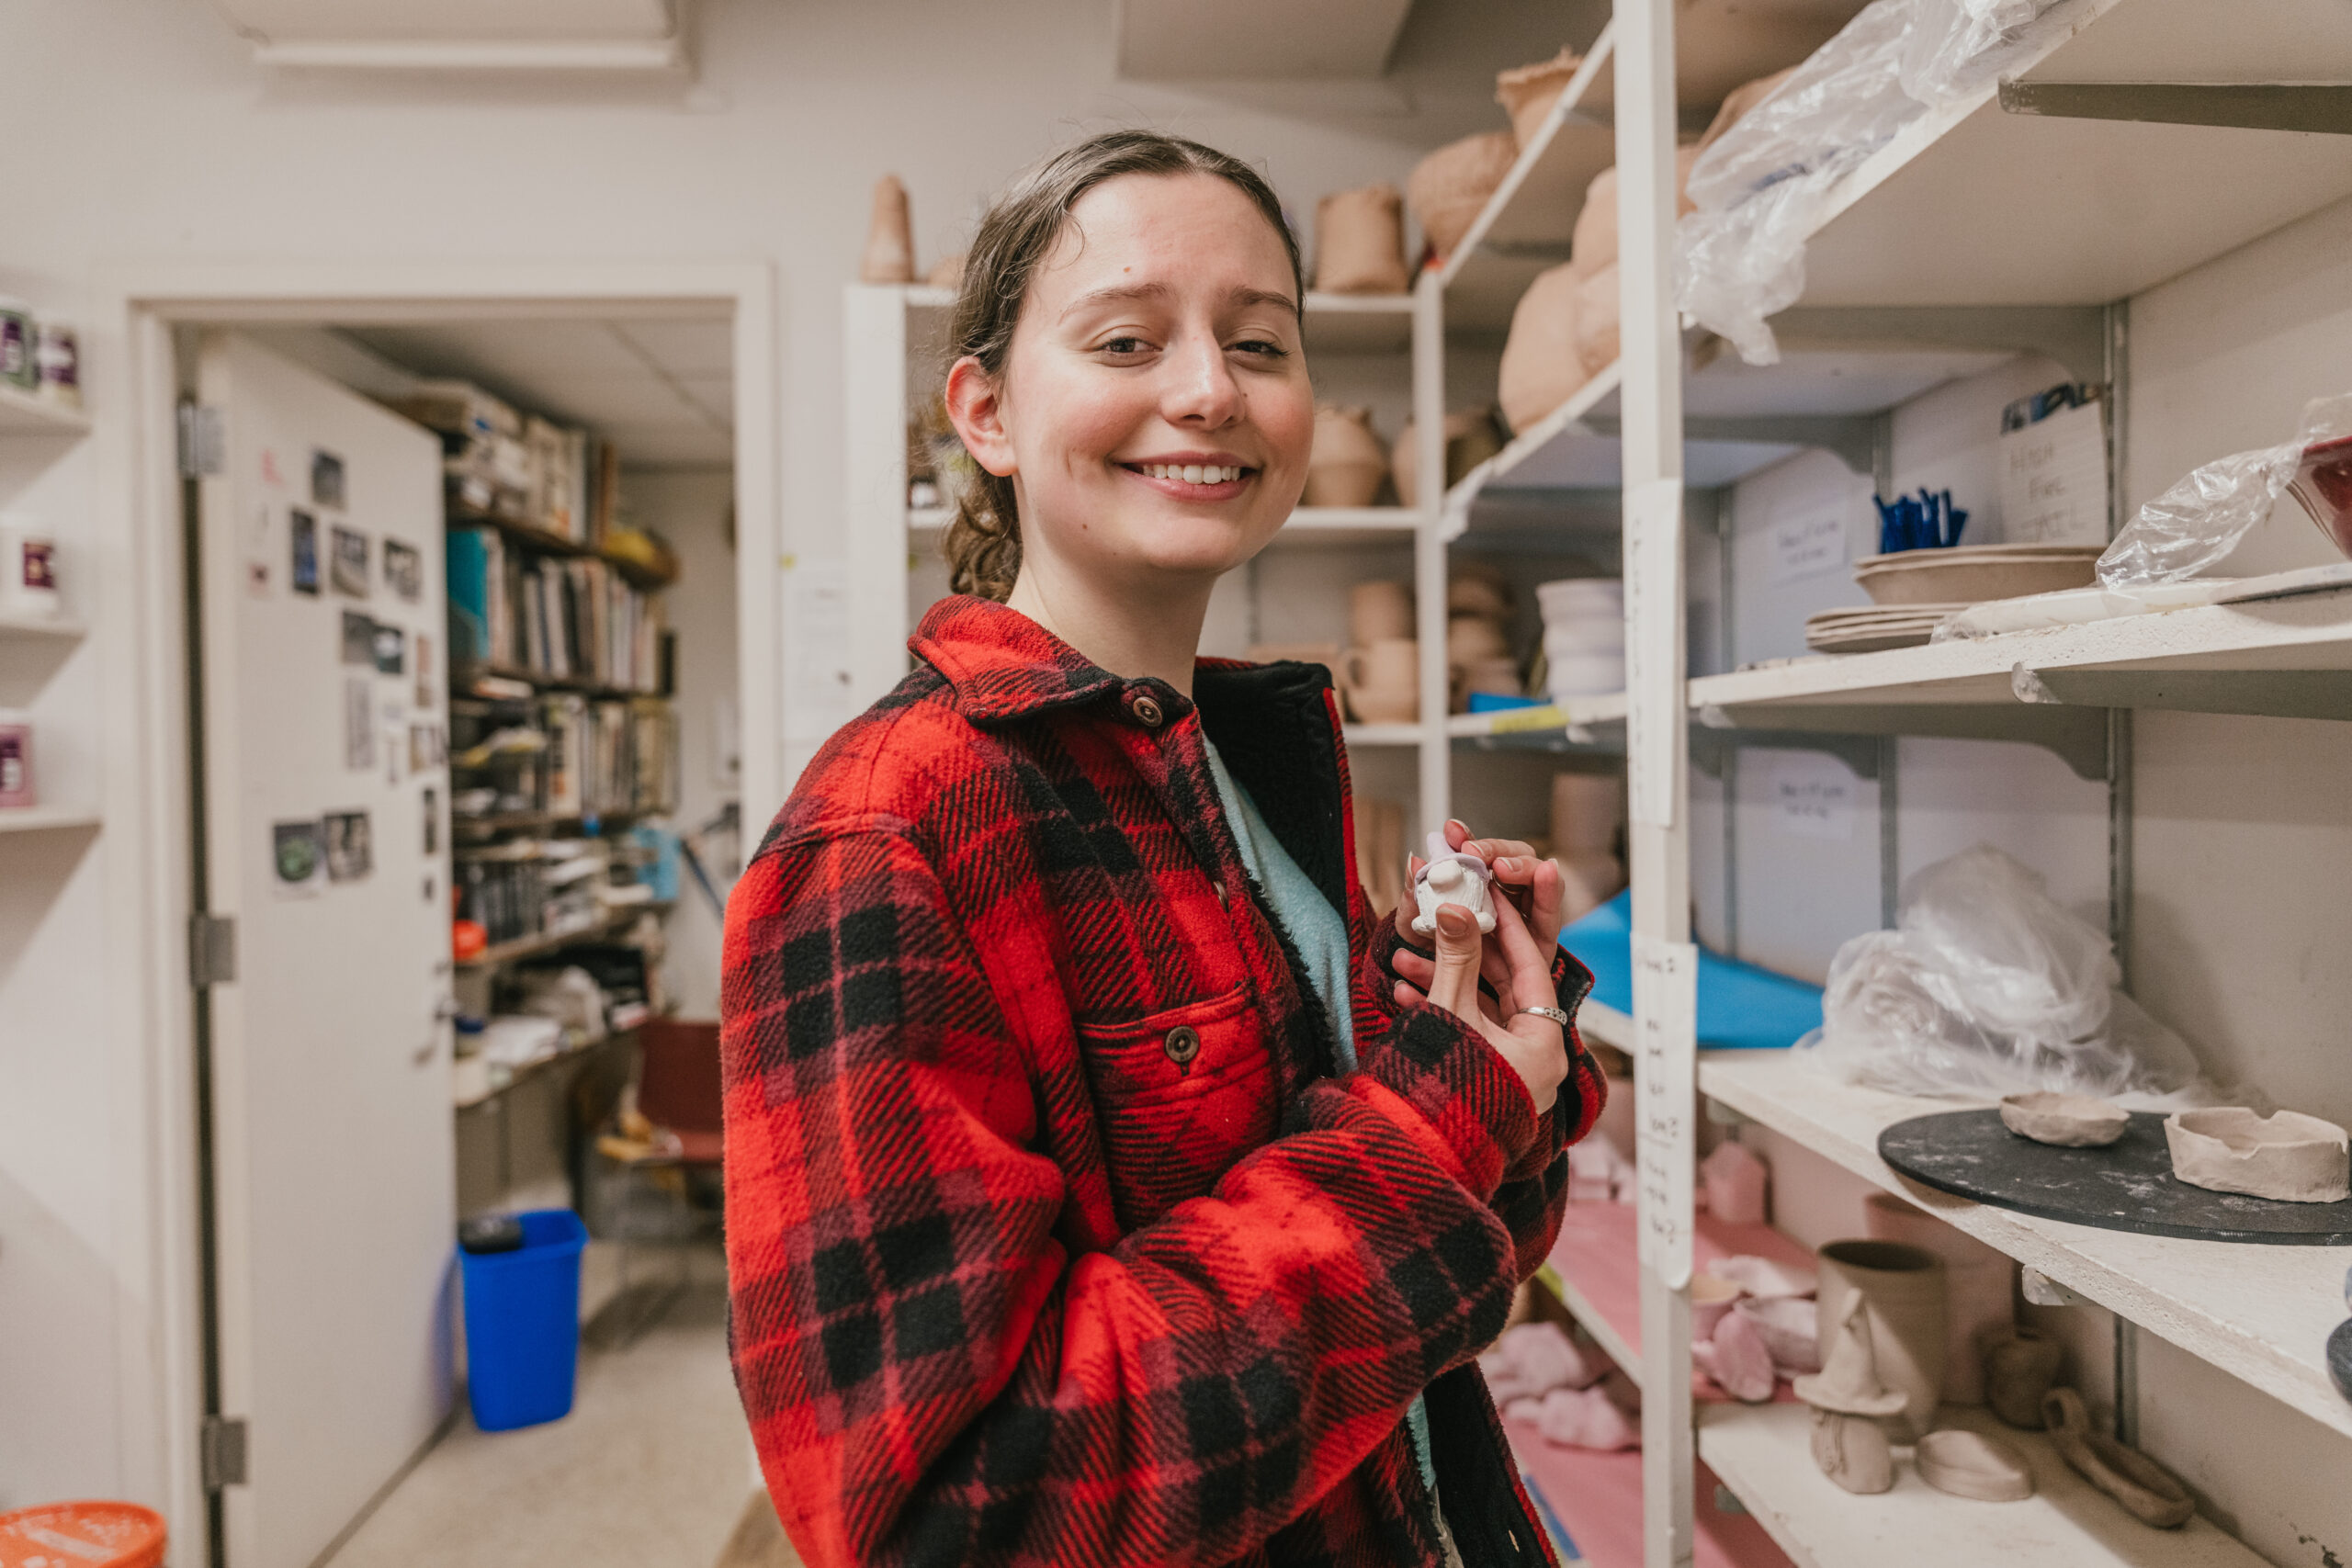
[0,0,1585,1527]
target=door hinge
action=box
[188,912,237,987]
[200,1415,248,1491]
[178,403,224,478]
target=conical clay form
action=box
[1810,1409,1895,1495]
[1815,1239,1945,1441]
[1865,1192,2014,1405]
[860,175,916,285]
[1794,1294,1908,1418]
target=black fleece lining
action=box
[1193,660,1351,920]
[1424,1364,1551,1567]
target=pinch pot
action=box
[2164,1107,2351,1202]
[2001,1090,2129,1147]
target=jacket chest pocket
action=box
[1077,985,1278,1231]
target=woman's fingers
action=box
[1423,903,1486,1022]
[1490,854,1566,948]
[1393,947,1507,1025]
[1488,895,1561,1017]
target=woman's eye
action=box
[1099,336,1151,355]
[1231,338,1291,359]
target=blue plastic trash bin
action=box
[459,1208,588,1431]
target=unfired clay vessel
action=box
[1690,1272,1743,1338]
[1796,1295,1906,1496]
[1306,405,1391,508]
[1517,1385,1639,1451]
[1697,66,1798,151]
[1697,1303,1778,1404]
[2001,1090,2130,1147]
[1573,263,1620,375]
[1448,566,1512,621]
[1498,262,1591,434]
[1736,1296,1822,1375]
[1917,1428,2035,1502]
[1701,1140,1770,1225]
[1979,1325,2064,1429]
[1816,1239,1946,1442]
[1568,152,1701,280]
[1864,1192,2015,1406]
[1314,185,1410,295]
[2165,1107,2352,1202]
[1340,638,1418,724]
[1392,407,1506,502]
[1712,1253,1815,1301]
[1496,47,1585,149]
[1407,130,1519,260]
[1413,830,1495,936]
[1349,580,1415,645]
[859,175,916,285]
[1478,1320,1601,1403]
[2043,1387,2195,1529]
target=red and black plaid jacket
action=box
[722,595,1602,1568]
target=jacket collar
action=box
[910,594,1187,726]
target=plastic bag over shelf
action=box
[1798,845,2218,1105]
[2098,389,2352,586]
[1675,0,2064,365]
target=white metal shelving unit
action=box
[0,366,96,845]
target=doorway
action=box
[103,264,776,1566]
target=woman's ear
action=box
[944,355,1017,479]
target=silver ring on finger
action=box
[1520,1005,1572,1028]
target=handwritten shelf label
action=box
[1768,503,1850,585]
[1762,750,1858,841]
[1633,932,1698,1290]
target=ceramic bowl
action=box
[2000,1091,2130,1148]
[2164,1107,2351,1202]
[1852,545,2103,607]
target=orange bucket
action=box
[0,1502,166,1568]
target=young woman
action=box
[722,130,1603,1568]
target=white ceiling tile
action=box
[616,319,733,377]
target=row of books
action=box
[447,526,666,692]
[399,380,615,544]
[543,695,676,819]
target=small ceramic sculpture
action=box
[1306,405,1391,508]
[1917,1428,2035,1502]
[1735,1296,1822,1376]
[1512,1385,1640,1451]
[1478,1320,1602,1403]
[1795,1295,1907,1495]
[1712,1254,1815,1301]
[1695,1303,1778,1404]
[1313,185,1410,295]
[1497,262,1591,435]
[1816,1239,1947,1442]
[1690,1272,1742,1338]
[1572,263,1620,375]
[1406,130,1519,261]
[859,175,916,285]
[2164,1107,2352,1202]
[2001,1090,2130,1147]
[1697,66,1799,151]
[1864,1192,2015,1406]
[1412,831,1495,936]
[1495,47,1585,148]
[1700,1140,1770,1224]
[1978,1325,2064,1429]
[2042,1387,2196,1528]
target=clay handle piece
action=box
[2041,1387,2197,1529]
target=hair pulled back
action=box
[939,130,1304,602]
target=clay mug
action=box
[1340,638,1419,725]
[1864,1191,2016,1405]
[1815,1239,1947,1442]
[1445,615,1510,666]
[1349,580,1415,645]
[1313,185,1410,296]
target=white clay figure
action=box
[1412,830,1496,937]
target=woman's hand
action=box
[1392,818,1568,1012]
[1394,893,1570,1115]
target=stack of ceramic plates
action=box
[1805,603,1968,653]
[1853,544,2104,605]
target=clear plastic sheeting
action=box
[2098,390,2352,586]
[1676,0,2064,365]
[1799,846,2216,1105]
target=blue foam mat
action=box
[1561,891,1822,1051]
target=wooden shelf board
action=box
[455,664,666,703]
[0,384,89,436]
[1342,722,1421,749]
[1510,1425,1796,1568]
[1577,998,1634,1053]
[1691,584,2352,716]
[1794,0,2352,309]
[0,806,101,836]
[447,506,673,590]
[1700,1402,2267,1568]
[456,908,648,969]
[1698,1052,2352,1442]
[1302,291,1414,355]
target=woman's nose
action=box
[1159,328,1243,428]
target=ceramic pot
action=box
[2165,1107,2352,1202]
[1551,771,1623,853]
[1314,185,1410,295]
[1698,66,1798,151]
[1816,1239,1947,1441]
[1306,405,1391,508]
[1568,152,1700,280]
[1573,263,1620,375]
[1407,130,1519,260]
[1702,1141,1770,1225]
[1496,47,1584,148]
[859,175,916,285]
[1978,1325,2064,1429]
[1392,407,1507,503]
[1448,566,1512,620]
[1349,580,1415,645]
[2001,1090,2129,1147]
[1445,615,1510,666]
[1546,650,1626,700]
[1864,1192,2014,1405]
[1498,262,1592,435]
[1341,638,1419,724]
[1690,1272,1742,1338]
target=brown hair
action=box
[939,130,1305,601]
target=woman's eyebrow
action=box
[1057,282,1300,322]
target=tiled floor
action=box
[326,1241,766,1568]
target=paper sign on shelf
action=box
[1999,400,2109,546]
[1766,502,1849,585]
[1633,931,1698,1289]
[1762,749,1857,840]
[1624,478,1684,830]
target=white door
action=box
[196,333,456,1568]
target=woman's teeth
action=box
[1138,463,1243,484]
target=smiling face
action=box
[947,171,1314,598]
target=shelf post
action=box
[1413,270,1451,834]
[1616,0,1695,1562]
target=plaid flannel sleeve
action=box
[723,823,1554,1568]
